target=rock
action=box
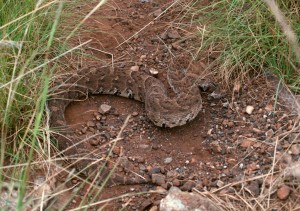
[130,65,139,71]
[160,187,220,211]
[160,31,168,40]
[81,127,87,134]
[98,104,111,114]
[277,185,291,200]
[152,174,166,186]
[172,179,181,187]
[87,120,95,127]
[216,180,224,188]
[180,180,196,191]
[112,146,121,155]
[240,138,255,148]
[149,166,161,175]
[253,128,262,134]
[289,144,300,155]
[167,30,180,39]
[149,68,159,76]
[164,157,173,164]
[265,104,274,112]
[209,90,226,99]
[149,205,158,211]
[132,111,139,117]
[210,141,222,153]
[247,181,260,197]
[89,139,99,146]
[153,9,162,17]
[246,106,254,114]
[141,198,153,210]
[265,129,274,138]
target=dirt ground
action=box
[49,0,300,210]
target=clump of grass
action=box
[194,0,300,91]
[0,0,115,209]
[0,0,64,209]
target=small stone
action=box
[191,158,197,164]
[248,181,260,196]
[149,68,159,76]
[89,139,99,146]
[87,121,95,127]
[246,106,254,114]
[209,90,225,99]
[253,128,262,133]
[81,127,87,134]
[180,180,196,191]
[149,205,158,211]
[241,139,254,148]
[246,162,259,172]
[112,146,121,155]
[164,157,173,164]
[160,187,219,211]
[211,141,222,153]
[140,55,147,60]
[172,179,180,187]
[98,104,111,114]
[141,199,153,210]
[289,144,300,155]
[152,174,166,186]
[167,30,180,39]
[160,31,168,40]
[130,65,139,71]
[216,180,224,188]
[132,111,139,117]
[265,104,274,112]
[228,121,234,128]
[265,129,274,138]
[153,9,162,17]
[277,185,290,200]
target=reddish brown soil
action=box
[53,0,300,210]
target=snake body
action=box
[48,63,202,183]
[49,64,202,129]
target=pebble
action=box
[87,120,95,127]
[112,146,121,155]
[153,9,162,17]
[167,30,180,39]
[89,139,99,146]
[151,174,166,186]
[172,179,180,187]
[265,104,274,112]
[289,144,300,155]
[240,139,254,148]
[164,157,173,164]
[216,180,224,188]
[149,205,158,211]
[180,180,196,191]
[265,129,274,138]
[253,128,262,134]
[277,185,291,200]
[130,65,139,71]
[132,111,139,117]
[149,68,159,76]
[247,181,260,196]
[140,199,152,210]
[246,106,254,114]
[98,104,111,114]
